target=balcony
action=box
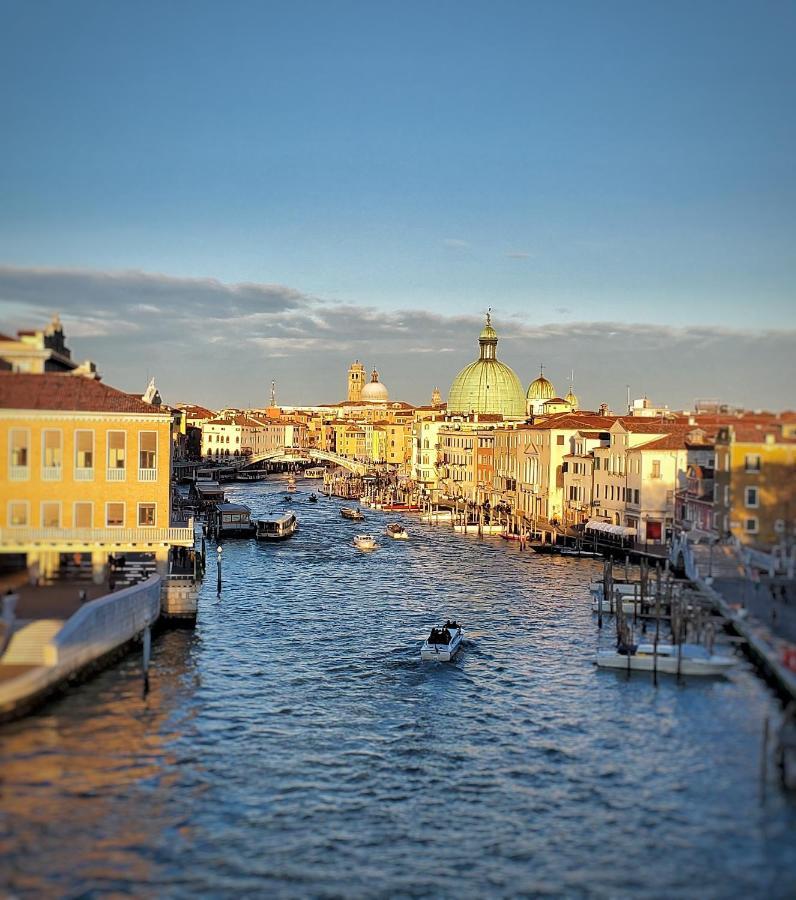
[9,465,29,481]
[0,519,196,549]
[74,468,94,481]
[106,468,126,481]
[42,465,62,481]
[138,467,158,482]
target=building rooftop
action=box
[0,372,167,414]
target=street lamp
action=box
[216,544,223,594]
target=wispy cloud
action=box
[506,251,531,259]
[0,264,793,412]
[442,238,471,251]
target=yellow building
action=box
[0,373,193,581]
[714,420,796,550]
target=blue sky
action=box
[0,1,794,408]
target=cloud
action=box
[442,238,471,251]
[0,263,793,413]
[506,251,531,259]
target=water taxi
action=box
[421,621,463,661]
[385,522,409,540]
[255,512,298,541]
[304,466,326,479]
[353,534,378,551]
[341,507,365,521]
[595,642,736,676]
[286,476,297,492]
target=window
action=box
[557,435,565,446]
[107,431,126,475]
[75,430,94,477]
[774,519,785,534]
[8,501,28,527]
[744,454,761,472]
[42,429,62,479]
[138,503,156,527]
[139,432,157,480]
[745,487,759,508]
[634,489,640,505]
[74,502,93,528]
[9,429,29,478]
[106,503,125,527]
[724,485,730,506]
[651,460,661,479]
[41,502,61,528]
[744,517,758,534]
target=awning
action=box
[585,519,637,537]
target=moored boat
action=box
[255,512,298,541]
[385,522,409,540]
[210,502,255,537]
[286,476,296,492]
[353,534,378,551]
[421,621,463,661]
[595,642,736,676]
[341,507,365,521]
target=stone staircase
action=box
[2,620,64,665]
[691,542,746,579]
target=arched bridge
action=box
[238,447,368,475]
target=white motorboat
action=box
[420,621,463,661]
[595,642,737,676]
[385,522,409,540]
[341,507,365,521]
[353,534,379,551]
[589,580,641,600]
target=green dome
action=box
[447,315,527,418]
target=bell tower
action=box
[348,360,366,402]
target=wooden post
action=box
[142,625,151,698]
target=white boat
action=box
[353,534,379,551]
[595,642,737,676]
[591,596,656,615]
[255,512,298,541]
[385,522,409,540]
[452,523,504,535]
[421,622,463,661]
[589,580,641,600]
[341,507,365,521]
[286,477,296,492]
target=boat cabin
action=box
[190,480,225,509]
[211,502,254,536]
[255,512,298,541]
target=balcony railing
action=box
[107,468,126,481]
[0,519,195,547]
[42,465,62,481]
[75,468,94,481]
[138,467,158,482]
[9,465,29,481]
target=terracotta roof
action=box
[0,332,18,342]
[633,433,689,451]
[178,404,215,419]
[529,414,619,431]
[0,372,168,414]
[206,414,267,428]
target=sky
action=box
[0,0,794,411]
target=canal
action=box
[1,480,795,897]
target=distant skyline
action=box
[1,2,794,407]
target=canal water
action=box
[1,480,795,898]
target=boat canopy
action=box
[585,519,637,537]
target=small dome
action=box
[361,368,389,402]
[565,389,578,409]
[527,368,556,401]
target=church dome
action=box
[527,367,556,401]
[361,368,389,402]
[565,389,578,409]
[447,314,526,418]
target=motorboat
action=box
[589,580,642,600]
[308,493,318,503]
[255,512,298,541]
[341,507,365,521]
[353,534,378,551]
[595,642,737,676]
[286,476,297,492]
[385,522,409,540]
[421,621,463,661]
[210,502,255,537]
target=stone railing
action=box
[0,519,195,548]
[45,575,161,668]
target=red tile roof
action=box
[633,433,689,451]
[0,372,169,414]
